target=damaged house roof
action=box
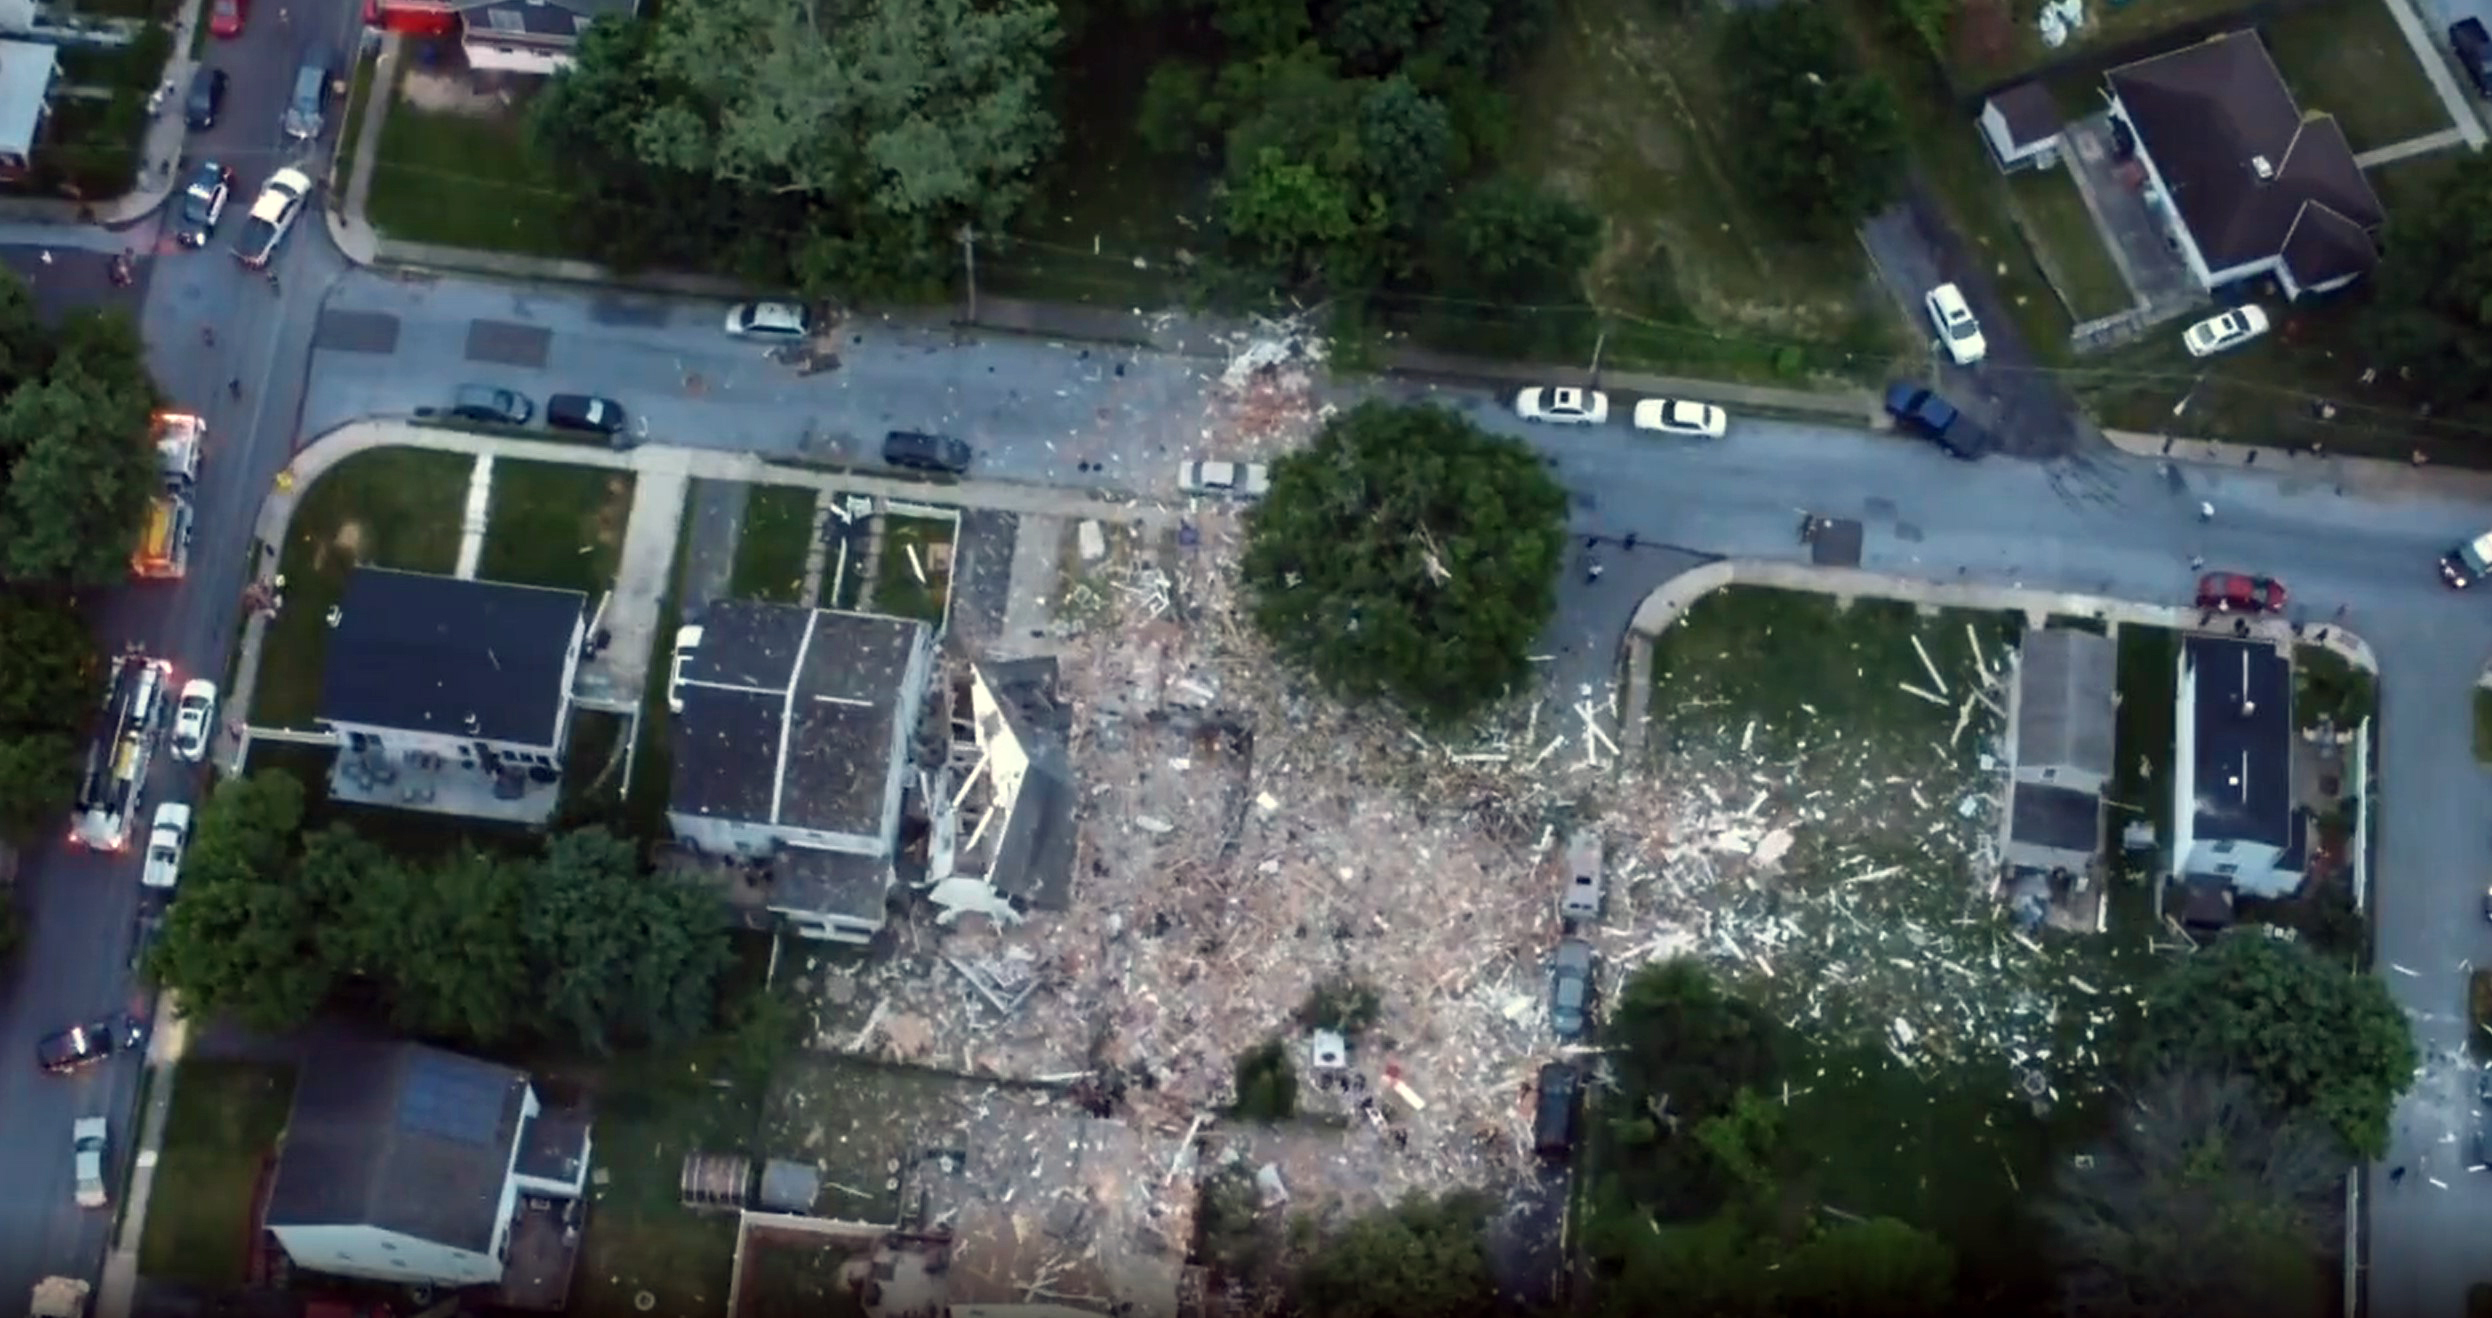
[978,657,1078,911]
[671,602,930,840]
[265,1041,529,1253]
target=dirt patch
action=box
[399,68,513,118]
[595,474,630,547]
[320,519,367,571]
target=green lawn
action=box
[557,708,633,825]
[255,448,474,728]
[2008,167,2134,322]
[476,460,635,594]
[2295,645,2377,729]
[365,61,577,256]
[553,1043,755,1317]
[612,504,699,845]
[731,485,820,605]
[2266,0,2452,155]
[1499,0,1911,383]
[873,515,955,626]
[1649,587,2023,761]
[138,1060,297,1289]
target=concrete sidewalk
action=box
[2100,427,2492,502]
[95,994,193,1318]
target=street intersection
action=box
[1,184,2489,1317]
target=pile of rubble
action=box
[1195,313,1333,461]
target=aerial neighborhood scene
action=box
[11,0,2492,1308]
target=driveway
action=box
[1859,179,2089,461]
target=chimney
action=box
[2250,155,2274,181]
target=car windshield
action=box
[181,184,216,222]
[1946,317,1977,340]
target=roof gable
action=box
[2108,32,2383,275]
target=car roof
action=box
[153,801,190,824]
[180,678,215,699]
[1931,283,1970,312]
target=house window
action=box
[2216,863,2239,876]
[2212,841,2234,854]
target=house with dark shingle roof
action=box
[2105,30,2385,299]
[265,1042,591,1297]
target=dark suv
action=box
[185,67,227,129]
[883,429,973,475]
[37,1018,118,1074]
[2455,18,2492,97]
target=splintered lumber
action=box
[1966,623,1995,684]
[1899,682,1948,707]
[1910,634,1948,696]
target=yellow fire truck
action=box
[133,410,202,579]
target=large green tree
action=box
[147,772,333,1031]
[2133,933,2414,1157]
[1240,400,1566,724]
[1294,1192,1497,1318]
[536,0,1060,294]
[1722,4,1905,233]
[0,592,97,841]
[0,312,159,586]
[2041,1067,2343,1318]
[523,826,732,1052]
[2359,155,2492,408]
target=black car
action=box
[1533,1062,1579,1160]
[2455,18,2492,98]
[450,384,534,426]
[883,429,973,475]
[547,393,628,437]
[37,1018,117,1074]
[174,160,233,249]
[184,67,227,129]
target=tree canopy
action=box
[1240,400,1566,724]
[2358,155,2492,409]
[2041,1067,2343,1318]
[1293,1191,1498,1318]
[1721,4,1905,233]
[0,592,98,842]
[149,772,733,1050]
[0,270,158,587]
[533,0,1059,295]
[2132,932,2414,1157]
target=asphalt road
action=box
[6,158,2492,1315]
[0,0,360,1298]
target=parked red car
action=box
[2196,572,2289,614]
[209,0,246,38]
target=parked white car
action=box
[1924,282,1987,365]
[73,1117,106,1208]
[2183,304,2271,357]
[170,678,217,763]
[1178,460,1269,499]
[1514,387,1609,425]
[142,803,189,891]
[1631,398,1729,439]
[723,301,812,341]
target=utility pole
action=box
[958,224,978,325]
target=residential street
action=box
[2,180,2491,1312]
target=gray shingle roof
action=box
[265,1042,528,1254]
